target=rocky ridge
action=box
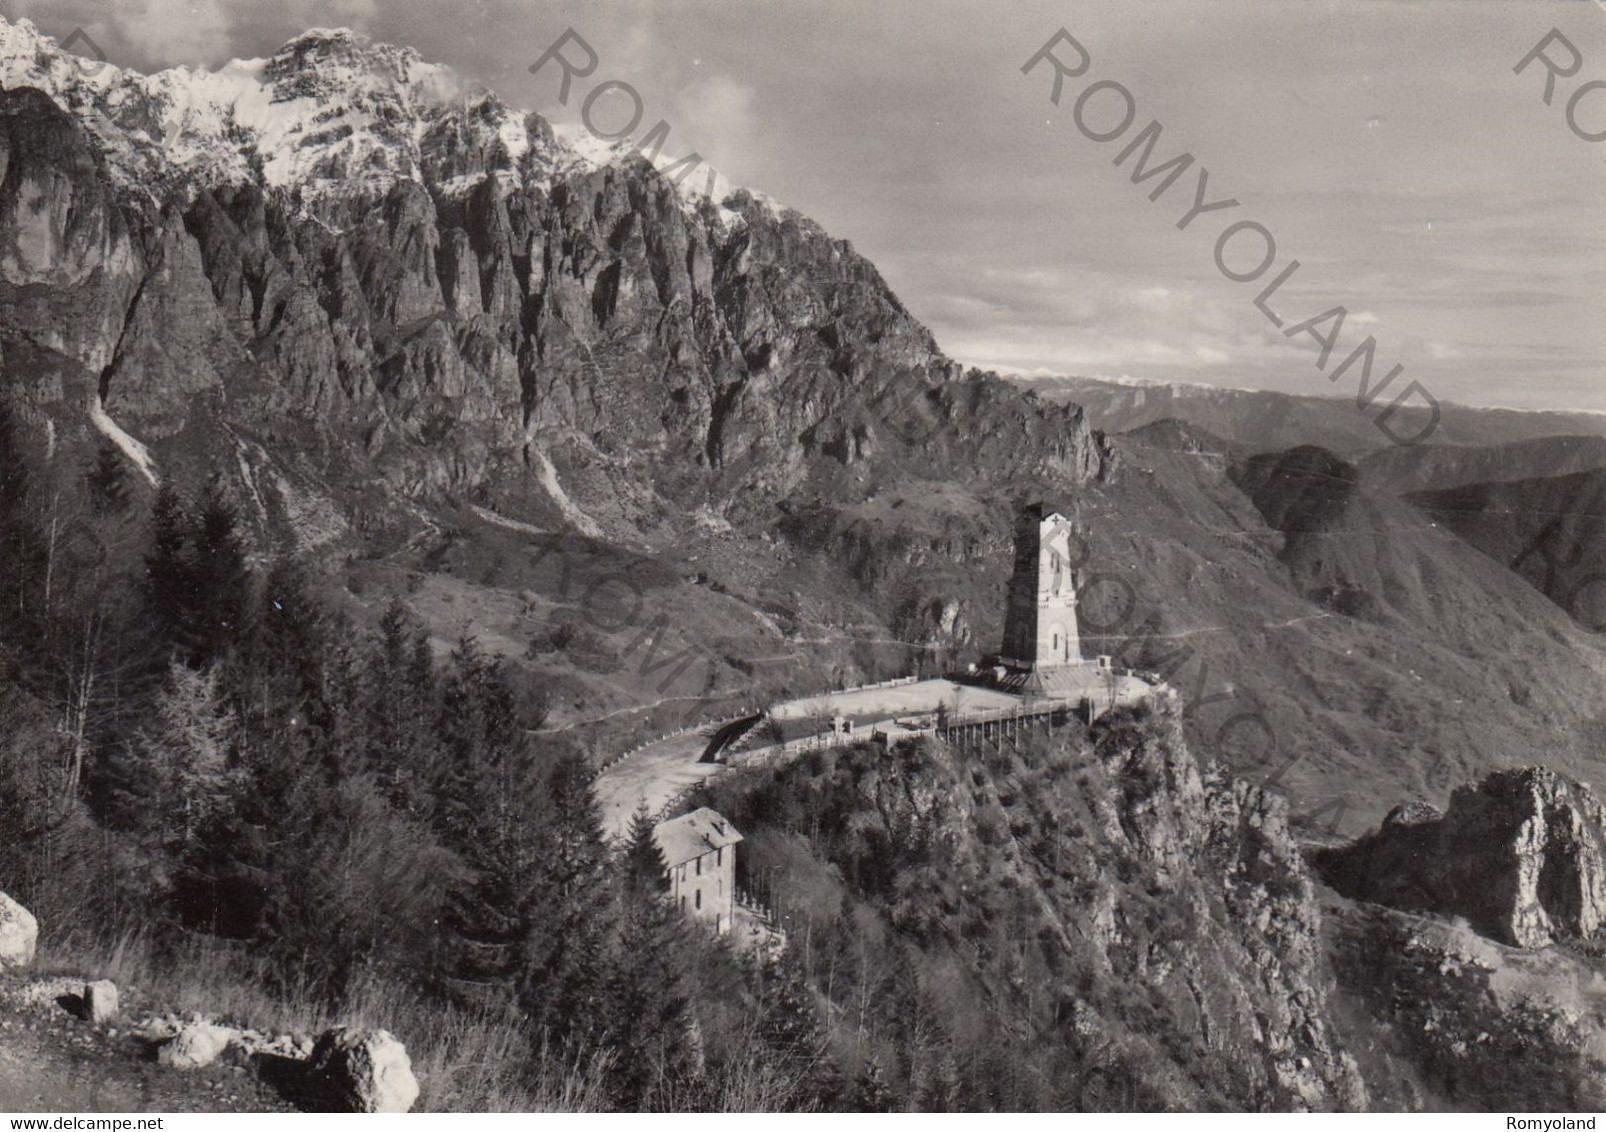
[0,16,1105,551]
[1314,766,1606,948]
[709,702,1366,1110]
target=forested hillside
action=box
[0,400,841,1110]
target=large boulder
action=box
[157,1022,233,1070]
[309,1027,419,1113]
[84,979,119,1025]
[0,891,37,969]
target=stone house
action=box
[654,807,744,935]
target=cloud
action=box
[670,73,756,172]
[111,0,235,67]
[275,0,380,35]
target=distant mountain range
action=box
[1014,373,1606,454]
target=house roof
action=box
[654,807,743,867]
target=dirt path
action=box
[0,978,291,1114]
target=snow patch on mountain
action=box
[89,396,158,486]
[0,15,777,224]
[469,504,549,537]
[531,448,603,539]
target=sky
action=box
[8,0,1606,411]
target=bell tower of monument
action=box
[999,504,1080,671]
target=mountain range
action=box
[6,14,1606,825]
[6,15,1606,1109]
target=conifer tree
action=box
[190,478,252,666]
[366,599,443,813]
[435,636,518,834]
[245,559,361,777]
[434,637,547,1007]
[144,483,195,657]
[438,743,544,1008]
[604,805,698,1106]
[517,756,616,1046]
[132,660,255,933]
[755,948,833,1087]
[85,442,131,516]
[622,802,668,896]
[158,662,237,847]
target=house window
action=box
[695,856,702,877]
[695,890,702,910]
[680,895,685,912]
[716,847,723,867]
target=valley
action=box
[3,10,1606,1113]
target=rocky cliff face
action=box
[711,701,1366,1110]
[1291,764,1606,1111]
[0,17,1106,545]
[1078,705,1365,1109]
[1311,766,1606,1110]
[1314,766,1606,948]
[1325,901,1606,1111]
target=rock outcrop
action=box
[0,16,1109,548]
[708,699,1366,1111]
[1088,706,1367,1110]
[0,891,37,969]
[84,979,119,1025]
[1327,900,1606,1111]
[309,1027,420,1114]
[157,1021,235,1070]
[1314,766,1606,948]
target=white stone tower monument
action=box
[999,503,1080,671]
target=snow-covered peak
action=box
[0,18,123,100]
[278,27,364,51]
[0,14,777,225]
[0,16,477,208]
[546,122,789,228]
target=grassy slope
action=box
[338,414,1606,839]
[1078,431,1606,833]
